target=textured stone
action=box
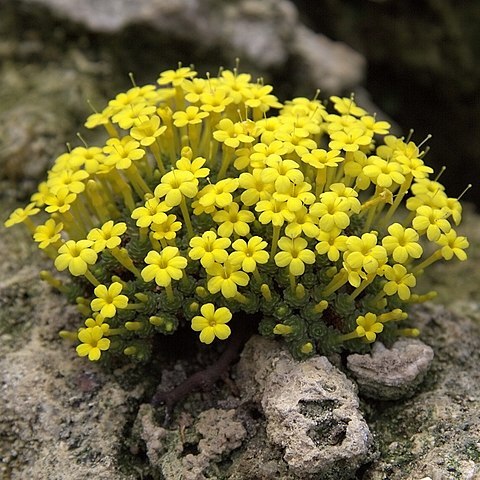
[20,0,364,91]
[263,355,373,479]
[290,25,365,93]
[237,336,374,480]
[363,304,480,480]
[135,403,247,480]
[347,338,434,400]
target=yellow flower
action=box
[111,103,156,130]
[344,233,387,275]
[435,230,469,261]
[315,229,348,262]
[175,151,209,179]
[229,236,269,272]
[329,127,372,152]
[248,140,291,169]
[76,326,110,361]
[172,106,209,127]
[87,221,127,253]
[362,157,405,188]
[189,231,231,268]
[157,66,197,86]
[4,202,40,227]
[360,115,391,135]
[151,214,182,240]
[141,247,188,286]
[412,206,451,241]
[108,85,157,111]
[284,207,320,239]
[70,146,109,175]
[261,157,303,191]
[131,198,170,228]
[55,240,98,276]
[330,96,367,117]
[243,83,282,112]
[355,313,384,343]
[191,303,232,344]
[273,180,316,212]
[44,187,77,214]
[197,178,239,209]
[33,219,63,249]
[328,183,362,212]
[256,198,295,227]
[103,136,145,169]
[182,78,208,104]
[301,149,343,170]
[213,118,255,148]
[310,193,351,232]
[394,141,433,179]
[239,169,275,206]
[90,282,129,318]
[220,70,252,104]
[47,169,89,194]
[154,169,198,207]
[206,261,249,298]
[85,314,109,332]
[274,236,316,276]
[213,202,255,237]
[200,88,233,114]
[382,223,423,263]
[85,105,114,129]
[130,115,167,146]
[382,264,416,300]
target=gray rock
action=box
[0,198,143,479]
[0,58,105,193]
[290,24,366,93]
[237,336,375,480]
[135,403,247,480]
[347,338,434,400]
[363,304,480,480]
[20,0,364,90]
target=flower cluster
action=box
[5,65,469,361]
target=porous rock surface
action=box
[363,304,480,480]
[135,404,247,480]
[0,216,139,479]
[243,338,374,479]
[347,338,434,401]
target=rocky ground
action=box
[1,1,479,479]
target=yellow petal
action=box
[214,324,231,340]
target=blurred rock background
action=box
[1,1,479,479]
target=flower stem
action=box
[180,197,194,239]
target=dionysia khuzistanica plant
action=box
[5,65,470,363]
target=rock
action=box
[236,336,375,480]
[0,198,144,479]
[19,0,365,91]
[346,338,434,400]
[363,304,480,480]
[0,58,106,196]
[134,403,247,480]
[290,25,365,93]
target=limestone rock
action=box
[290,25,365,93]
[20,0,365,91]
[236,336,374,480]
[135,403,247,480]
[363,304,480,480]
[263,354,373,479]
[347,338,434,400]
